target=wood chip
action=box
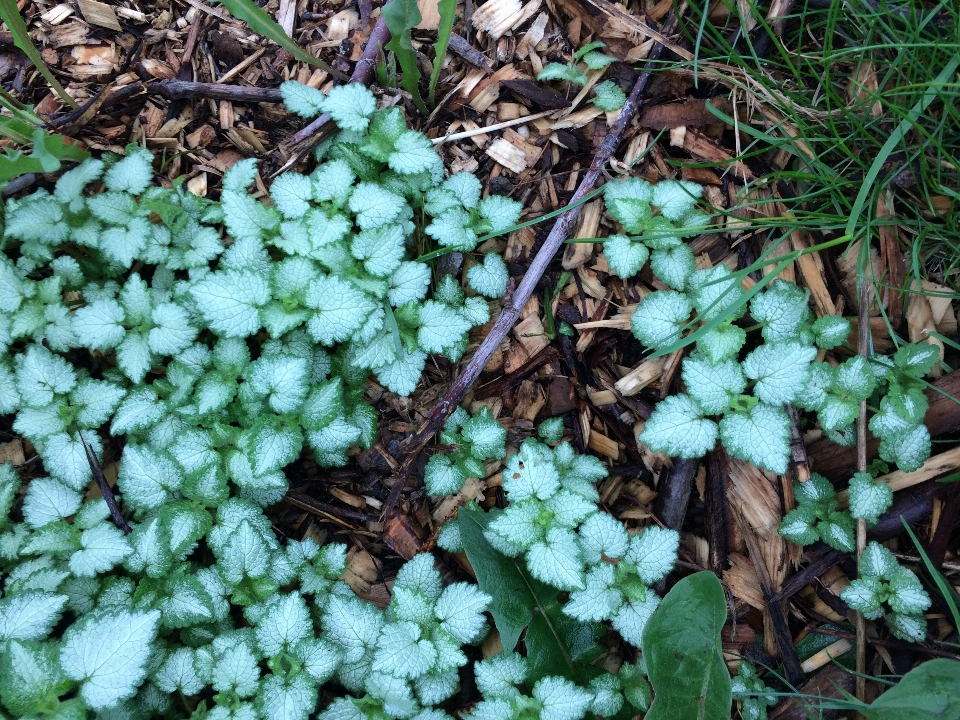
[615,356,666,396]
[186,173,208,197]
[416,0,442,29]
[382,514,423,560]
[837,444,960,506]
[640,97,731,130]
[801,639,853,674]
[587,430,619,459]
[516,11,548,58]
[485,137,527,173]
[472,0,523,39]
[563,199,601,270]
[77,0,121,30]
[0,439,24,465]
[41,4,74,25]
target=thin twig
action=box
[273,12,391,172]
[380,12,680,521]
[79,432,131,534]
[855,279,871,704]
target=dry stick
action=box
[380,13,679,521]
[79,432,131,534]
[273,14,391,173]
[153,80,282,103]
[855,279,871,704]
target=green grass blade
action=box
[844,54,960,240]
[213,0,342,77]
[0,0,76,108]
[428,0,456,107]
[382,0,428,115]
[899,518,960,645]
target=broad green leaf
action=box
[459,505,549,653]
[59,609,161,710]
[643,571,730,720]
[864,659,960,720]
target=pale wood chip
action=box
[186,173,208,197]
[0,440,25,465]
[41,4,74,25]
[77,0,121,30]
[485,137,527,173]
[615,356,666,396]
[472,0,523,39]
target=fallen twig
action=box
[153,80,282,103]
[380,12,680,521]
[273,13,391,173]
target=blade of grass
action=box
[0,0,76,108]
[382,0,428,115]
[213,0,347,79]
[428,0,456,107]
[900,517,960,637]
[844,54,960,240]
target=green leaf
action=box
[639,394,718,459]
[864,659,960,720]
[643,571,731,720]
[59,609,161,710]
[592,80,626,111]
[719,402,791,475]
[213,0,336,72]
[458,505,551,653]
[0,639,72,716]
[382,0,428,114]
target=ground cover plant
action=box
[1,0,960,717]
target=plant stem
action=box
[380,12,679,521]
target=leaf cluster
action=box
[840,541,932,641]
[536,42,626,111]
[777,472,893,552]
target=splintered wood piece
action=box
[922,279,954,326]
[77,0,121,30]
[906,279,944,377]
[471,0,523,38]
[416,0,441,29]
[511,314,550,357]
[587,430,619,459]
[485,137,528,173]
[382,514,423,560]
[615,356,666,396]
[563,199,601,269]
[802,639,854,674]
[682,129,754,180]
[877,192,905,331]
[837,444,960,506]
[639,97,731,129]
[516,11,548,58]
[723,552,764,609]
[788,224,836,316]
